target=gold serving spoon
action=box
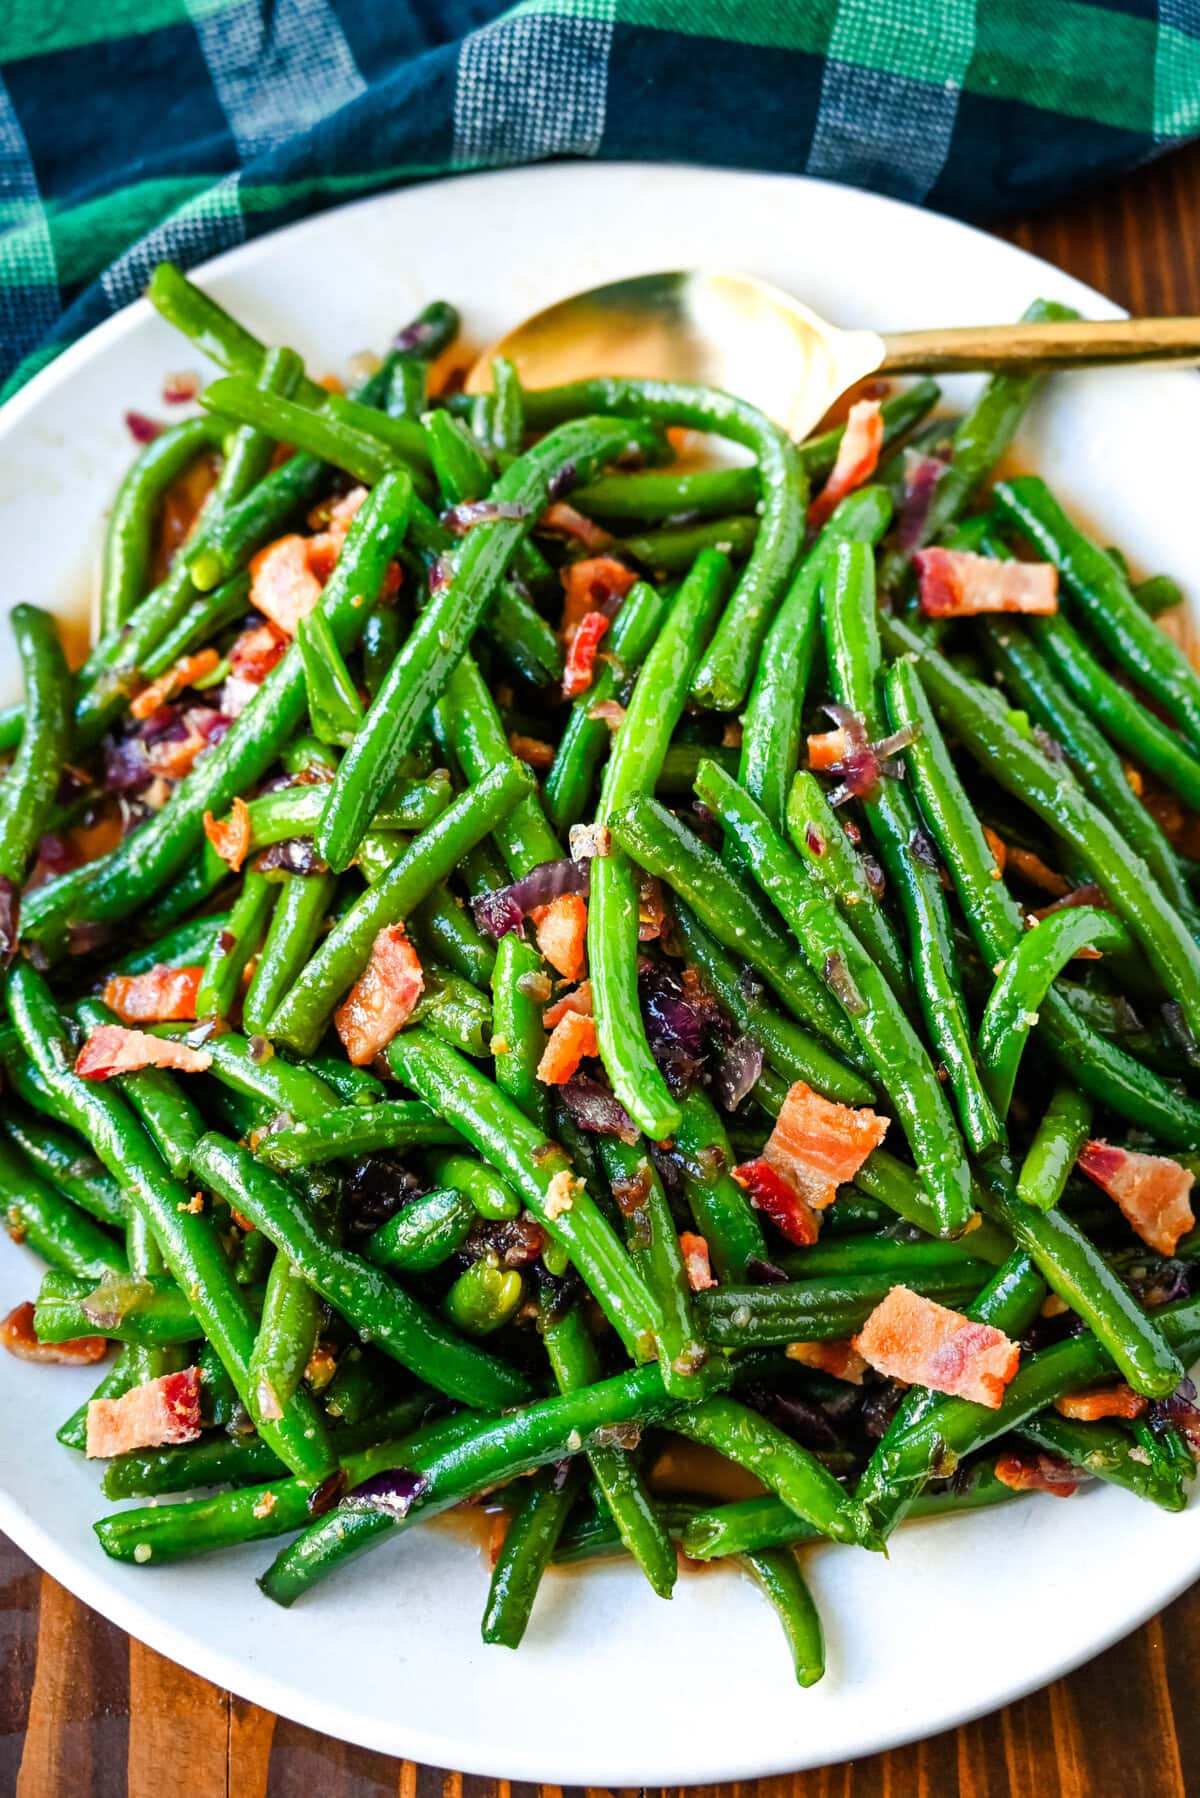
[465,270,1200,441]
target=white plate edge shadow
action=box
[0,160,1197,1784]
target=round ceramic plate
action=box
[0,163,1196,1785]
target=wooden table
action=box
[5,139,1200,1798]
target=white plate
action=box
[1,163,1197,1785]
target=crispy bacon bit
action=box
[509,733,555,771]
[680,1231,717,1292]
[544,1170,582,1220]
[808,399,884,528]
[334,925,424,1066]
[75,1025,212,1080]
[306,486,369,579]
[1,1300,106,1364]
[101,965,203,1024]
[534,893,588,982]
[588,699,626,732]
[732,1157,819,1247]
[86,1366,203,1458]
[537,1011,597,1086]
[1054,1383,1148,1422]
[560,556,638,642]
[569,822,611,862]
[762,1081,889,1212]
[1077,1141,1195,1256]
[229,621,289,685]
[915,548,1058,618]
[807,727,849,772]
[162,370,199,405]
[539,502,612,550]
[130,649,220,721]
[562,610,610,698]
[994,1451,1084,1497]
[204,796,252,872]
[543,979,593,1029]
[853,1286,1019,1408]
[785,1339,868,1385]
[249,533,324,635]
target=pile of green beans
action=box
[3,265,1198,1691]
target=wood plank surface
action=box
[5,136,1200,1795]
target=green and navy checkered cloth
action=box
[3,0,1199,398]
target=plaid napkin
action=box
[3,0,1199,397]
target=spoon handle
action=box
[879,316,1200,374]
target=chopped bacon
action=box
[807,727,849,772]
[559,557,638,642]
[162,370,199,405]
[679,1231,717,1293]
[229,621,289,685]
[86,1366,203,1458]
[75,1025,212,1080]
[1,1300,106,1365]
[305,485,369,580]
[853,1287,1020,1408]
[562,610,610,699]
[785,1339,868,1385]
[334,925,424,1066]
[1077,1141,1195,1256]
[536,1011,597,1086]
[915,548,1058,618]
[588,699,626,732]
[637,874,669,943]
[249,533,324,635]
[203,796,251,872]
[533,893,588,982]
[101,965,203,1024]
[1054,1383,1148,1422]
[732,1157,819,1247]
[761,1081,889,1212]
[994,1451,1084,1498]
[808,399,884,528]
[130,649,221,721]
[539,502,612,550]
[543,979,593,1029]
[509,733,555,771]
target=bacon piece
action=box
[785,1338,868,1385]
[1077,1140,1195,1256]
[75,1025,212,1080]
[915,548,1058,619]
[101,965,203,1024]
[533,893,588,982]
[249,533,323,635]
[305,485,369,580]
[162,370,199,405]
[509,733,555,771]
[539,502,612,550]
[536,1012,597,1086]
[807,727,849,772]
[732,1156,819,1247]
[762,1081,889,1212]
[1054,1383,1148,1422]
[559,556,638,642]
[562,610,610,698]
[1,1300,106,1364]
[334,925,424,1066]
[229,621,289,685]
[994,1451,1085,1498]
[130,649,221,722]
[853,1287,1019,1408]
[543,979,593,1029]
[203,796,251,872]
[86,1366,203,1458]
[679,1231,717,1293]
[808,399,884,528]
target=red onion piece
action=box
[256,838,327,877]
[125,411,165,443]
[441,500,532,536]
[341,1467,429,1519]
[471,859,591,939]
[0,875,18,967]
[559,1074,639,1142]
[895,450,948,553]
[713,1032,764,1111]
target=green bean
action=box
[147,262,328,406]
[267,760,534,1054]
[0,607,70,894]
[482,1460,585,1649]
[422,407,556,602]
[57,1346,139,1452]
[298,606,364,746]
[779,1235,987,1280]
[1017,1411,1188,1511]
[444,1256,524,1335]
[184,452,328,593]
[433,653,562,878]
[883,634,1200,1148]
[834,1149,1000,1262]
[200,378,414,485]
[490,933,550,1133]
[592,550,729,1137]
[138,573,253,682]
[741,485,893,838]
[695,757,974,1238]
[192,871,274,1021]
[0,1137,124,1278]
[364,1187,475,1273]
[148,1026,340,1123]
[673,1396,857,1544]
[255,1102,460,1170]
[105,914,230,978]
[995,474,1200,751]
[523,377,806,712]
[609,796,868,1072]
[695,1265,985,1348]
[1131,573,1182,617]
[1018,1086,1093,1212]
[2,1105,125,1227]
[75,997,205,1183]
[100,417,226,636]
[362,600,402,701]
[242,873,335,1037]
[246,1181,332,1431]
[786,772,911,1002]
[573,464,760,523]
[598,1136,707,1396]
[670,1089,768,1281]
[740,1546,826,1687]
[316,415,661,873]
[430,1152,521,1223]
[22,474,415,958]
[670,901,872,1107]
[388,1030,662,1362]
[34,1269,199,1345]
[409,888,495,989]
[192,1131,531,1408]
[617,515,758,570]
